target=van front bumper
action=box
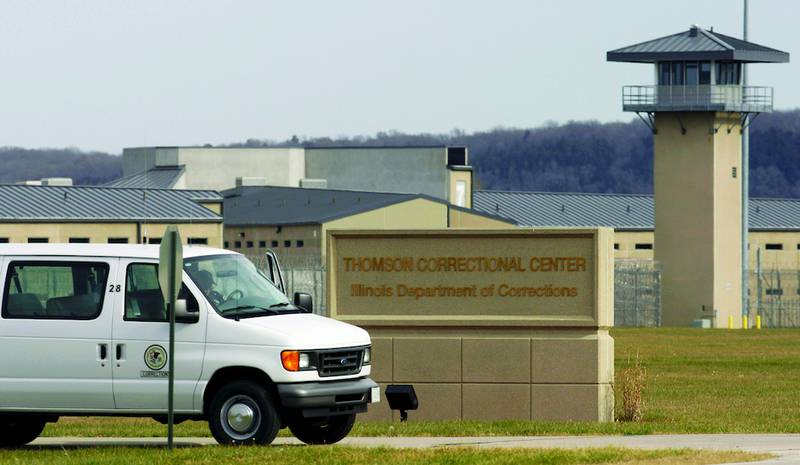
[276,377,378,418]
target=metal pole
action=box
[167,232,176,450]
[741,0,750,321]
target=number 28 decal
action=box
[108,284,121,292]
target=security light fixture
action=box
[385,384,418,422]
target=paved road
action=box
[31,434,800,464]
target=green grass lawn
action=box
[42,328,800,437]
[0,447,767,465]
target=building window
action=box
[259,241,266,248]
[765,243,783,250]
[148,238,161,245]
[635,243,653,250]
[671,61,685,85]
[246,241,254,248]
[699,61,711,84]
[2,261,109,320]
[271,240,279,248]
[297,240,304,248]
[732,167,737,178]
[658,62,671,85]
[284,240,291,248]
[69,238,89,244]
[717,62,741,85]
[188,238,208,245]
[108,238,129,244]
[28,238,49,243]
[685,61,698,85]
[0,238,8,243]
[614,243,620,250]
[224,241,229,248]
[766,288,784,296]
[455,180,467,207]
[234,241,242,249]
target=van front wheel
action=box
[288,413,356,445]
[0,418,46,447]
[208,380,280,445]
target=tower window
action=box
[614,243,620,250]
[765,243,783,250]
[732,167,737,178]
[259,241,266,248]
[635,243,653,250]
[284,240,291,248]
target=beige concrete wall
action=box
[448,169,472,208]
[614,230,800,271]
[223,224,322,265]
[322,199,448,259]
[177,147,305,191]
[654,112,741,327]
[0,222,222,247]
[448,209,516,228]
[329,229,614,422]
[362,329,614,422]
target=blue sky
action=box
[0,0,796,153]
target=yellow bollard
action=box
[728,315,734,329]
[743,315,749,329]
[756,315,762,330]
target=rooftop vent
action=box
[41,177,73,187]
[299,178,328,189]
[689,24,700,37]
[236,177,267,187]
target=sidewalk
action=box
[31,434,800,464]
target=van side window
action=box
[2,261,109,319]
[124,263,198,322]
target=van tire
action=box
[288,413,356,445]
[0,418,46,447]
[208,380,280,445]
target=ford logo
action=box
[339,358,348,366]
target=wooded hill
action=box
[3,109,799,198]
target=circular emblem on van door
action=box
[144,345,167,371]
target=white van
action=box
[0,244,377,446]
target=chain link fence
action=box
[614,260,662,327]
[749,269,800,328]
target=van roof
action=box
[0,244,239,260]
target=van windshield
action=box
[184,254,299,318]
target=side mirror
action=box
[174,299,199,323]
[293,292,313,313]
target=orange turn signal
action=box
[281,350,300,371]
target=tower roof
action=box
[607,26,789,63]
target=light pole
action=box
[742,0,750,325]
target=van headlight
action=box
[281,350,316,372]
[363,346,371,365]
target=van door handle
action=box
[98,344,108,363]
[116,344,124,361]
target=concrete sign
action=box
[327,229,614,423]
[328,229,612,327]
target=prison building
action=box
[222,185,514,266]
[0,184,223,246]
[473,190,800,271]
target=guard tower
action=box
[608,25,789,327]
